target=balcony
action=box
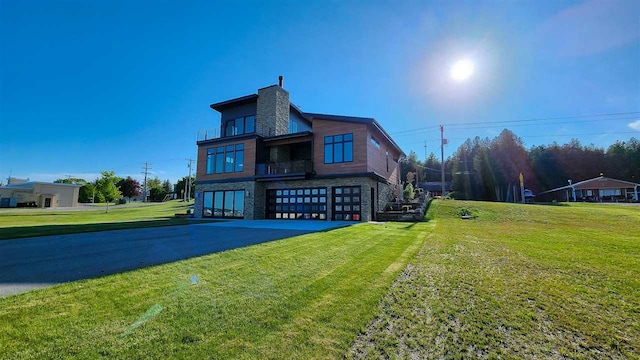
[255,160,313,180]
[197,123,278,143]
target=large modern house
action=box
[193,80,405,221]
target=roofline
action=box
[2,182,81,188]
[304,112,405,156]
[538,176,640,194]
[210,94,258,112]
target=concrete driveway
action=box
[0,220,351,297]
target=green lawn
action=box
[1,201,637,359]
[0,221,433,359]
[348,201,640,359]
[0,201,195,240]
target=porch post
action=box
[635,185,638,201]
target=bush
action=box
[403,183,415,201]
[455,207,477,217]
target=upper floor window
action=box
[370,136,381,149]
[289,119,298,134]
[324,133,353,164]
[225,115,255,137]
[206,143,244,174]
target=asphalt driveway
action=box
[0,220,351,297]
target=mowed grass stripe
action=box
[348,201,639,359]
[0,221,433,359]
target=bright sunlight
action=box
[450,59,475,81]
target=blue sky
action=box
[1,0,639,184]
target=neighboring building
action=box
[536,176,639,202]
[193,81,405,221]
[0,181,81,208]
[417,181,452,197]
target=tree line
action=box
[54,172,195,203]
[400,129,639,201]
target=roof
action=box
[2,181,81,189]
[304,112,405,156]
[210,94,258,112]
[538,176,640,195]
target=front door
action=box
[371,187,375,221]
[44,198,52,207]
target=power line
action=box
[392,116,639,138]
[390,111,640,135]
[398,131,639,147]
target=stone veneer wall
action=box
[256,85,290,137]
[194,181,264,220]
[195,177,396,221]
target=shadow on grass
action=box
[532,202,570,207]
[0,218,203,240]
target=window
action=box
[289,119,298,133]
[324,133,353,164]
[206,143,245,174]
[225,115,255,137]
[203,190,244,218]
[234,144,244,172]
[370,136,381,149]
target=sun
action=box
[450,59,475,81]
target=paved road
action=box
[0,220,351,297]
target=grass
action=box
[0,201,196,240]
[0,221,433,359]
[347,201,640,359]
[1,201,637,359]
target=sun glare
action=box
[450,59,475,81]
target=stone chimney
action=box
[256,81,289,137]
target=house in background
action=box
[0,177,81,208]
[193,79,405,221]
[536,176,639,202]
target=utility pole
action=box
[440,125,446,198]
[424,140,427,163]
[185,158,194,202]
[142,162,151,203]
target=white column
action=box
[635,185,638,201]
[572,186,576,202]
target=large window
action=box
[203,190,244,218]
[267,187,327,220]
[206,143,244,174]
[225,115,255,137]
[324,133,353,164]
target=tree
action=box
[162,179,173,194]
[78,183,95,203]
[96,171,122,203]
[174,176,195,200]
[54,178,87,185]
[117,177,141,202]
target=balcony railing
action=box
[256,160,313,176]
[197,123,277,142]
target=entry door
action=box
[44,198,52,207]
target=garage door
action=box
[267,187,328,220]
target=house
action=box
[417,181,452,197]
[536,176,639,202]
[193,80,405,221]
[0,178,81,208]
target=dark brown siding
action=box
[196,139,256,181]
[312,120,368,176]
